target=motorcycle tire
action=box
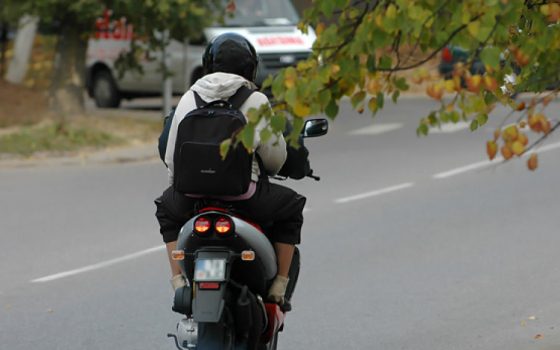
[197,322,236,350]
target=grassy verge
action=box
[0,116,162,158]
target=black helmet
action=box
[202,33,259,82]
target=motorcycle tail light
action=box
[215,217,232,235]
[194,217,211,234]
[199,282,220,290]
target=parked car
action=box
[85,0,316,108]
[438,46,486,79]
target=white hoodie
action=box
[164,72,287,196]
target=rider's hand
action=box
[170,274,187,291]
[267,275,289,304]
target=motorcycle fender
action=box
[192,285,227,323]
[191,251,231,323]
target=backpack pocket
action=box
[174,141,252,196]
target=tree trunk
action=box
[50,24,87,118]
[1,22,7,78]
[5,15,38,84]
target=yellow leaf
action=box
[316,22,325,35]
[284,76,295,89]
[467,21,480,37]
[368,97,377,112]
[386,4,397,19]
[486,140,497,160]
[528,154,538,171]
[375,14,383,27]
[293,102,311,117]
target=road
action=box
[1,97,560,350]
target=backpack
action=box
[172,86,255,196]
[158,107,176,166]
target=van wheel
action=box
[92,70,121,108]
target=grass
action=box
[0,122,123,156]
[0,116,162,157]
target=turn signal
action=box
[194,217,211,234]
[215,217,232,235]
[241,250,255,261]
[171,250,185,261]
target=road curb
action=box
[0,143,160,169]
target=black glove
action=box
[277,118,311,181]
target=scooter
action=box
[167,118,328,350]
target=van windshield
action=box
[223,0,300,27]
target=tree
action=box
[4,0,223,117]
[241,0,560,171]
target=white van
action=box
[85,0,315,108]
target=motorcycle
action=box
[167,118,328,350]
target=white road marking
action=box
[433,140,560,179]
[348,123,403,135]
[31,245,166,283]
[433,159,501,179]
[429,122,470,133]
[334,182,414,204]
[536,141,560,153]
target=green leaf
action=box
[417,123,429,136]
[394,77,409,91]
[450,111,461,123]
[246,108,260,123]
[376,92,384,110]
[476,113,489,126]
[261,75,274,90]
[318,89,331,108]
[270,114,286,132]
[469,119,479,131]
[320,1,335,17]
[240,126,254,149]
[325,99,339,119]
[378,55,392,70]
[366,55,376,72]
[260,128,272,144]
[351,91,366,108]
[392,90,400,103]
[480,47,501,68]
[220,139,231,159]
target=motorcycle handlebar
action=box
[270,169,320,181]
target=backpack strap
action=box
[228,86,255,110]
[192,91,207,108]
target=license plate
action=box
[194,259,226,282]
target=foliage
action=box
[244,0,560,171]
[2,0,224,114]
[4,0,222,35]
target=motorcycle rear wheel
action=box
[197,322,235,350]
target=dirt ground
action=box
[0,80,51,128]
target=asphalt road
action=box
[2,97,560,350]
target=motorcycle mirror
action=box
[302,118,328,138]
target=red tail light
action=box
[194,217,211,234]
[199,282,220,290]
[442,47,453,63]
[215,217,232,235]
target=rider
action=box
[154,33,306,305]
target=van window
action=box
[223,0,299,27]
